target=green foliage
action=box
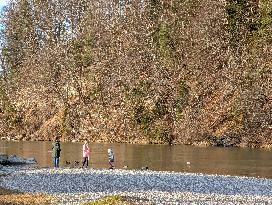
[258,0,272,35]
[153,97,168,118]
[149,0,162,20]
[87,88,100,102]
[130,81,151,100]
[175,80,189,119]
[226,0,247,40]
[158,23,172,66]
[150,0,161,6]
[248,4,272,36]
[85,195,132,205]
[1,47,9,57]
[70,37,94,68]
[129,79,187,143]
[133,104,153,132]
[153,124,172,143]
[133,102,172,144]
[226,0,272,42]
[129,81,155,141]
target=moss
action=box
[175,80,189,119]
[158,22,171,66]
[84,195,134,205]
[149,0,162,21]
[226,0,272,43]
[70,37,93,68]
[128,79,181,144]
[87,88,99,102]
[133,104,153,131]
[258,0,272,33]
[225,0,269,45]
[130,81,151,100]
[226,0,247,44]
[130,82,154,132]
[226,1,245,28]
[152,124,172,144]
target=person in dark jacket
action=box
[52,137,61,168]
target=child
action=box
[82,140,90,168]
[108,148,114,169]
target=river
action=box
[0,140,271,178]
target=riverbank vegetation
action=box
[0,187,52,205]
[0,0,271,148]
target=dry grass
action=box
[0,187,53,205]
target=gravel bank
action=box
[0,168,271,204]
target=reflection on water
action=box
[0,140,271,178]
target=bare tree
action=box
[0,0,271,147]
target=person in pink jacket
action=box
[82,140,90,168]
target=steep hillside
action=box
[0,0,271,148]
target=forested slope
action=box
[0,0,271,148]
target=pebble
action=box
[0,168,271,205]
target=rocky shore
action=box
[0,167,271,205]
[0,153,37,166]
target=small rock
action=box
[26,158,37,164]
[0,154,8,165]
[8,155,25,164]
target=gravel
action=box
[0,168,271,204]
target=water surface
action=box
[0,140,271,178]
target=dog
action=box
[74,161,80,167]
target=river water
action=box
[0,140,271,178]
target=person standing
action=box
[82,140,90,168]
[108,148,115,169]
[52,137,61,168]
